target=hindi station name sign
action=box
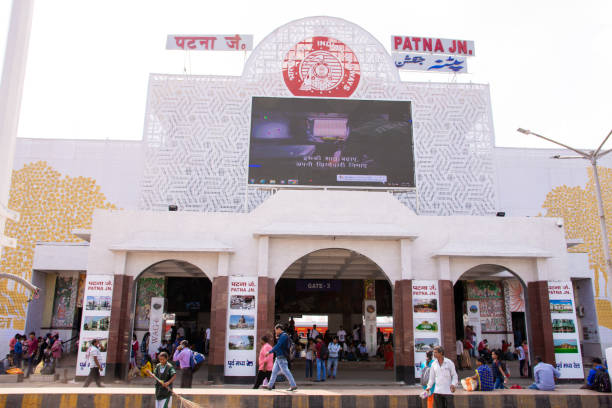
[166,34,253,51]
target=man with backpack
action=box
[263,324,298,391]
[582,357,611,392]
[314,336,328,382]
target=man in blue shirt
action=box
[529,356,561,391]
[264,324,298,391]
[582,357,607,389]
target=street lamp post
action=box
[517,128,612,301]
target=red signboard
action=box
[282,36,360,97]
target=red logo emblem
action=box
[282,36,360,97]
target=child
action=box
[148,351,177,408]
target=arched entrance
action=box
[128,260,212,382]
[453,264,532,378]
[274,248,395,385]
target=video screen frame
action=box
[247,96,416,190]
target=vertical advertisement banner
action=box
[548,281,584,379]
[413,280,441,378]
[225,276,258,377]
[76,275,114,376]
[466,300,482,348]
[363,299,377,356]
[148,297,165,359]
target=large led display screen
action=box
[248,97,415,188]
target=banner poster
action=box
[76,275,114,376]
[413,280,441,378]
[363,299,377,356]
[148,297,165,359]
[466,300,482,347]
[224,276,258,377]
[548,281,584,379]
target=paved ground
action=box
[0,353,586,390]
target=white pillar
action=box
[0,0,35,249]
[400,239,413,280]
[257,236,269,277]
[218,253,229,277]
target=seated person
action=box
[356,342,369,361]
[478,339,491,362]
[582,357,609,390]
[467,357,494,391]
[501,340,513,360]
[529,356,560,391]
[345,344,356,361]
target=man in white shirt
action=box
[83,339,103,387]
[426,346,458,408]
[456,339,463,367]
[205,327,211,355]
[177,324,185,339]
[352,325,360,342]
[310,325,320,340]
[337,326,347,360]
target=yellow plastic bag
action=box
[34,361,44,374]
[140,361,152,378]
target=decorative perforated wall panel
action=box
[140,17,496,215]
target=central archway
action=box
[453,264,533,379]
[273,248,395,385]
[126,259,212,383]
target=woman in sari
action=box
[383,341,394,370]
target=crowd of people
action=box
[3,332,63,377]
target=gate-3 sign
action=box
[225,276,258,377]
[548,281,584,379]
[282,36,361,97]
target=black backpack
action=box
[320,343,329,360]
[593,367,611,393]
[287,336,296,361]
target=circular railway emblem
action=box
[283,36,360,97]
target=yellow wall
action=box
[542,166,612,328]
[0,161,117,332]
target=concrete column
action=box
[400,239,413,280]
[218,253,229,276]
[104,274,134,381]
[256,277,275,360]
[437,256,450,281]
[257,236,269,277]
[439,280,457,365]
[527,281,555,366]
[0,0,34,248]
[393,279,414,384]
[208,276,229,383]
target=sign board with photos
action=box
[225,276,258,377]
[548,281,584,379]
[76,275,114,376]
[412,280,441,378]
